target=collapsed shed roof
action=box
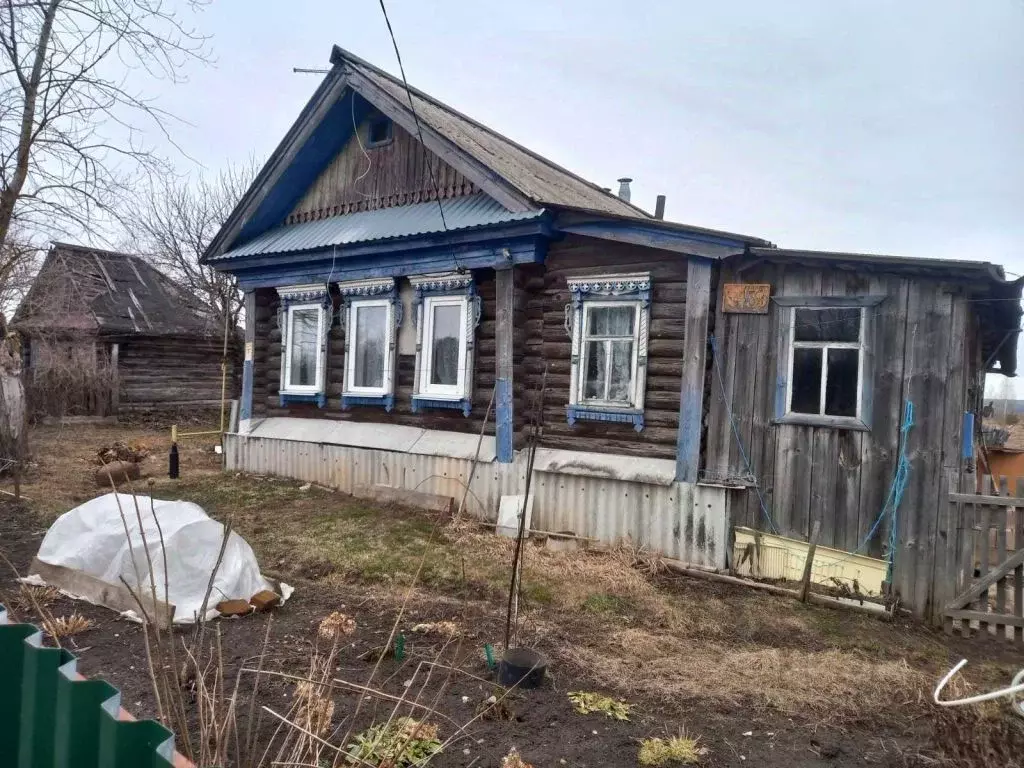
[13,243,219,338]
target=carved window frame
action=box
[277,283,332,408]
[339,277,402,412]
[409,272,481,417]
[564,272,651,432]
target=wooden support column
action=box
[239,290,256,433]
[495,267,515,463]
[676,258,712,483]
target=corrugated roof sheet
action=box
[217,193,542,260]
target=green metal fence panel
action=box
[0,604,177,768]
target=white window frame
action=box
[785,306,865,420]
[576,300,643,408]
[418,294,470,399]
[281,302,327,395]
[343,297,395,397]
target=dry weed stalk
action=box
[15,583,60,613]
[42,611,93,638]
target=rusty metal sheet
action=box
[723,283,771,314]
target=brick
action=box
[216,599,252,617]
[249,589,280,612]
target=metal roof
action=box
[216,194,543,260]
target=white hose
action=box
[934,658,1024,717]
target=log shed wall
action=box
[117,335,240,407]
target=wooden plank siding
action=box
[520,235,690,460]
[705,261,983,616]
[286,120,475,224]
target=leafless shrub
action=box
[23,336,116,419]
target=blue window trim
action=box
[341,394,395,412]
[280,392,327,408]
[411,397,472,417]
[567,405,645,432]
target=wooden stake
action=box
[799,520,822,603]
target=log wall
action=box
[118,335,240,406]
[251,271,497,436]
[520,235,692,460]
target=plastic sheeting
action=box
[32,493,287,623]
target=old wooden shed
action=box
[13,243,237,417]
[202,45,1022,619]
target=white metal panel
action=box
[223,434,728,569]
[531,448,676,486]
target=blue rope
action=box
[709,334,780,534]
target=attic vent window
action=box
[367,116,393,147]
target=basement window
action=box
[787,307,864,420]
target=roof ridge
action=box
[331,45,652,219]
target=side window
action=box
[787,307,864,419]
[340,278,400,411]
[276,284,331,406]
[410,273,478,416]
[566,273,651,431]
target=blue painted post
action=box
[962,411,974,459]
[495,268,515,463]
[239,291,255,429]
[676,259,712,483]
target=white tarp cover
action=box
[32,493,284,623]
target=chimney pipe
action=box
[654,195,666,220]
[617,177,632,202]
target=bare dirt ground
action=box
[2,419,1023,767]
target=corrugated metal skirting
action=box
[224,434,728,569]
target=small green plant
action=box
[568,691,631,720]
[638,732,706,766]
[582,593,626,614]
[345,717,442,767]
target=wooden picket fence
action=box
[943,474,1024,641]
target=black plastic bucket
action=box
[498,647,547,689]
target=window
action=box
[787,307,864,419]
[345,298,393,394]
[420,295,469,398]
[277,284,331,406]
[566,272,651,431]
[283,303,326,393]
[580,303,640,405]
[409,272,477,415]
[367,115,392,147]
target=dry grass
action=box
[14,583,60,613]
[638,732,706,766]
[43,612,94,638]
[500,746,534,768]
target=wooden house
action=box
[13,243,237,417]
[206,46,1022,617]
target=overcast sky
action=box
[156,0,1023,386]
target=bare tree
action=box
[125,161,255,330]
[0,0,210,252]
[0,0,209,468]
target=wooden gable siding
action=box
[705,263,982,594]
[250,272,497,436]
[286,120,476,225]
[518,235,692,460]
